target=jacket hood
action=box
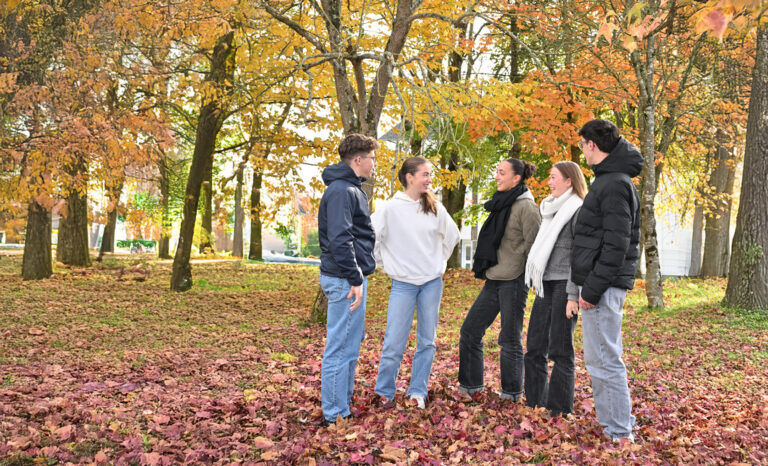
[593,137,643,178]
[322,162,363,187]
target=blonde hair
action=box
[553,161,587,199]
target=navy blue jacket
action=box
[571,137,643,305]
[318,162,376,286]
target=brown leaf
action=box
[253,436,274,449]
[55,424,75,441]
[380,445,406,462]
[94,451,108,463]
[261,450,280,461]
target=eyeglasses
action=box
[577,140,587,149]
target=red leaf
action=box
[153,414,170,424]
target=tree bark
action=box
[725,24,768,309]
[689,194,704,276]
[97,179,123,261]
[56,157,91,267]
[199,154,214,253]
[701,136,736,277]
[232,169,244,258]
[22,200,53,280]
[157,155,172,259]
[443,148,466,269]
[631,38,664,308]
[248,169,263,261]
[170,31,234,291]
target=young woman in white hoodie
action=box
[372,156,460,409]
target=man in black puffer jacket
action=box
[318,133,379,426]
[572,119,642,443]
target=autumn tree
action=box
[726,20,768,308]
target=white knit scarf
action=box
[525,188,583,297]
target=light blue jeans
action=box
[320,275,367,423]
[375,277,443,400]
[580,286,636,441]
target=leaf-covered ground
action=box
[1,255,766,464]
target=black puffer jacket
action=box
[571,137,643,305]
[318,162,376,286]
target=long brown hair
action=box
[553,161,588,199]
[398,156,437,215]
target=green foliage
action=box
[274,223,299,256]
[116,239,156,249]
[301,228,321,258]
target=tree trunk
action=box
[689,195,704,276]
[443,148,466,269]
[22,200,53,280]
[631,38,664,308]
[701,136,736,277]
[57,157,91,267]
[248,169,263,261]
[725,24,768,309]
[97,180,123,261]
[199,154,214,253]
[170,31,234,291]
[158,156,172,259]
[233,169,244,258]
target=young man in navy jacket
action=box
[318,133,379,425]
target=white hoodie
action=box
[372,191,461,285]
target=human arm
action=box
[439,205,461,260]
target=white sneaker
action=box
[409,394,426,409]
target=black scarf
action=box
[472,183,527,279]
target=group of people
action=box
[317,119,642,443]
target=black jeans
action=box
[524,280,577,415]
[458,277,528,398]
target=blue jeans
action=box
[524,280,577,415]
[458,277,528,398]
[580,286,635,440]
[320,275,367,423]
[375,277,443,400]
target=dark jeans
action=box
[524,280,577,415]
[458,277,528,398]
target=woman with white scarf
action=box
[523,161,587,416]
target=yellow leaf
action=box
[623,36,638,53]
[627,2,646,24]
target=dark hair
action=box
[504,158,536,181]
[552,161,588,199]
[398,156,437,215]
[578,119,620,153]
[338,134,380,162]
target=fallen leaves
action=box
[1,260,767,464]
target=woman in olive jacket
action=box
[458,158,541,401]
